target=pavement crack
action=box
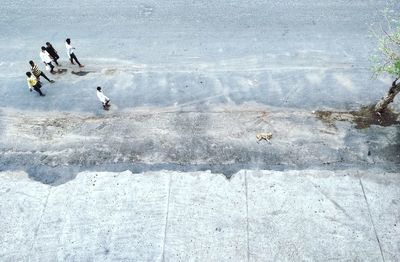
[307,179,353,220]
[161,173,172,262]
[245,171,250,262]
[28,187,51,261]
[359,177,385,262]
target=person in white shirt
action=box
[97,86,111,110]
[40,46,55,73]
[66,38,83,67]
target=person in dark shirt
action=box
[46,42,60,66]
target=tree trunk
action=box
[375,78,400,113]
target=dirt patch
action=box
[314,105,400,129]
[103,68,117,75]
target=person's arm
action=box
[27,79,33,91]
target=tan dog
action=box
[256,132,272,142]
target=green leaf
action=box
[394,60,400,76]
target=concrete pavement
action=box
[1,170,399,261]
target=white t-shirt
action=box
[40,51,52,63]
[97,90,110,104]
[65,43,74,57]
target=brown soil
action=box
[314,105,400,129]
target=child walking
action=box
[29,61,54,83]
[45,42,60,66]
[40,46,55,73]
[96,86,111,110]
[26,72,45,96]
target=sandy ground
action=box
[0,106,399,185]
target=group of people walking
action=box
[26,38,83,96]
[25,38,110,110]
